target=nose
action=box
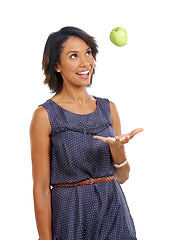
[79,55,90,68]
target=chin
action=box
[76,77,91,87]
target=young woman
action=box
[30,26,143,240]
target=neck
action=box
[59,85,91,104]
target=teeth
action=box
[77,69,90,75]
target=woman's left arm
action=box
[94,101,143,184]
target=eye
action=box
[86,50,92,56]
[70,53,78,59]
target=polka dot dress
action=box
[41,97,137,240]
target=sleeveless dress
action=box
[41,96,137,240]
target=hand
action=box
[93,128,143,163]
[93,128,144,145]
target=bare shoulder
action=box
[109,101,119,120]
[109,100,121,135]
[30,106,51,135]
[32,106,48,120]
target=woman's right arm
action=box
[30,106,52,240]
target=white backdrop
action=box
[1,0,174,239]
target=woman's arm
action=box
[109,101,130,184]
[30,106,52,240]
[93,101,143,184]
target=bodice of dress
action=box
[41,97,116,185]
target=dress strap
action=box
[96,97,112,123]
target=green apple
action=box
[110,27,128,47]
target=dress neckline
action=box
[49,96,99,116]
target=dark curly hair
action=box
[42,26,98,94]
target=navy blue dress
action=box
[41,96,137,240]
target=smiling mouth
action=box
[77,69,90,75]
[76,68,91,79]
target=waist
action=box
[52,175,117,188]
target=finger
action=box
[120,135,130,144]
[93,136,115,144]
[129,128,144,139]
[115,136,120,142]
[93,136,107,142]
[125,135,130,142]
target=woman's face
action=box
[57,36,95,88]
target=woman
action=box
[30,26,143,240]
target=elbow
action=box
[118,173,129,184]
[33,183,51,198]
[116,165,130,184]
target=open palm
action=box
[93,128,144,146]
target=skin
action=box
[30,108,52,240]
[30,36,143,240]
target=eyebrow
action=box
[67,47,91,55]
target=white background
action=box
[1,0,174,239]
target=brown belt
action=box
[52,175,116,188]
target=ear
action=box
[54,63,61,73]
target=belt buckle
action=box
[90,178,94,184]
